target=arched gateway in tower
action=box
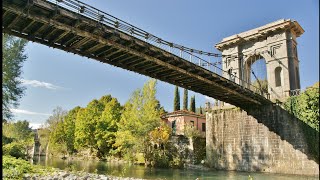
[215,19,304,101]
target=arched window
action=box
[275,67,282,87]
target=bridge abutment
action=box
[206,105,319,175]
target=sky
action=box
[10,0,319,129]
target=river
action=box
[32,156,317,180]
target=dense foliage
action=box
[3,155,53,180]
[284,82,319,131]
[115,79,164,160]
[183,88,188,110]
[41,79,167,162]
[2,34,28,120]
[2,120,34,159]
[173,86,180,111]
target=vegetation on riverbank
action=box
[37,79,206,168]
[39,79,190,167]
[3,120,34,159]
[284,82,319,131]
[3,155,54,180]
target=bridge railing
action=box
[46,0,264,99]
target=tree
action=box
[62,106,81,155]
[74,100,104,153]
[189,95,196,113]
[183,88,188,110]
[2,120,34,159]
[45,106,68,156]
[199,106,203,114]
[115,79,162,159]
[45,106,68,131]
[2,34,28,120]
[95,98,122,158]
[73,95,122,159]
[251,78,268,94]
[144,123,172,167]
[49,119,68,157]
[284,82,319,131]
[173,86,180,111]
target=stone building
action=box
[216,19,304,101]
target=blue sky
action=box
[11,0,319,128]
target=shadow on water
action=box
[33,156,318,180]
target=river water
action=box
[32,156,317,180]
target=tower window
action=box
[275,67,282,87]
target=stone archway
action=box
[243,54,268,94]
[215,19,304,101]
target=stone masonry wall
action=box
[206,105,319,176]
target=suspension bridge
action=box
[2,0,272,109]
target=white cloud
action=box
[10,108,52,116]
[29,123,44,129]
[21,79,63,90]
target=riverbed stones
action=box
[23,170,147,180]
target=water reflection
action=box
[33,156,318,180]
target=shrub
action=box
[3,142,26,159]
[3,155,54,180]
[3,155,33,179]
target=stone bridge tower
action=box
[215,19,304,101]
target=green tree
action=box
[49,120,68,157]
[95,98,122,158]
[45,106,68,156]
[2,120,34,159]
[183,88,188,110]
[2,34,28,120]
[284,82,319,131]
[173,86,180,111]
[144,122,172,167]
[189,95,196,112]
[75,100,104,154]
[63,106,81,155]
[74,95,122,159]
[115,79,162,159]
[49,106,81,156]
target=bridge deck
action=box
[2,0,271,109]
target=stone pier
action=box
[206,105,319,176]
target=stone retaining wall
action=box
[206,105,319,176]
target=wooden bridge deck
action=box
[2,0,271,109]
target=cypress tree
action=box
[199,106,203,114]
[173,86,180,111]
[189,95,196,113]
[183,88,188,110]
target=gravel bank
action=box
[23,170,149,180]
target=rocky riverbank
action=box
[23,170,148,180]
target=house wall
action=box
[165,115,206,136]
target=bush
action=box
[284,82,319,131]
[3,155,33,179]
[3,142,26,159]
[2,135,13,145]
[3,155,54,180]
